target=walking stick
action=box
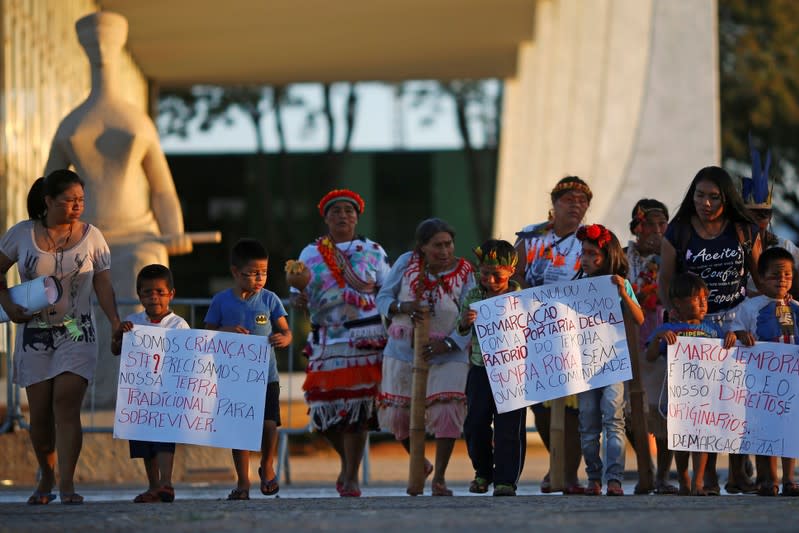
[624,305,654,493]
[407,306,430,496]
[548,397,566,492]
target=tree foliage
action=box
[719,0,799,233]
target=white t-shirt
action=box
[126,310,189,330]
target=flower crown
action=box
[317,189,365,217]
[473,246,518,268]
[576,224,613,249]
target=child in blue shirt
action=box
[204,239,292,500]
[112,264,189,503]
[731,247,799,497]
[646,272,737,495]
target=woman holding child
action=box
[659,165,764,494]
[293,189,391,497]
[377,218,475,496]
[513,176,591,494]
[0,169,124,505]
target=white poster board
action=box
[471,275,632,413]
[113,325,271,450]
[667,337,799,458]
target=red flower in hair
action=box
[577,224,613,249]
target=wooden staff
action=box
[548,397,566,492]
[407,306,430,496]
[624,305,654,493]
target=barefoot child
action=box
[112,264,189,503]
[645,272,737,495]
[730,247,799,497]
[460,240,527,497]
[204,239,292,500]
[575,224,644,496]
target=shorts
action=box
[129,440,176,459]
[264,381,281,426]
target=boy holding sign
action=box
[730,247,799,497]
[204,239,292,500]
[460,240,526,497]
[646,272,737,495]
[112,264,189,503]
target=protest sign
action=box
[471,275,632,413]
[113,325,271,450]
[667,337,799,458]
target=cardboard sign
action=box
[667,337,799,458]
[471,275,632,413]
[113,325,271,450]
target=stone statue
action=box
[43,11,192,406]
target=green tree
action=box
[719,0,799,233]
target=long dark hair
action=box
[26,169,85,221]
[672,166,755,226]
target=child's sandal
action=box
[469,477,490,494]
[226,488,250,500]
[782,482,799,497]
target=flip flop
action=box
[226,488,250,500]
[258,467,279,496]
[26,491,56,505]
[339,488,362,497]
[60,493,84,505]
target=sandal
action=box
[335,481,344,494]
[693,486,719,496]
[724,481,758,495]
[583,480,602,496]
[340,488,362,497]
[469,477,490,494]
[654,482,679,495]
[606,481,624,496]
[226,488,250,500]
[26,491,56,505]
[431,481,453,496]
[782,482,799,497]
[60,493,84,505]
[258,467,279,496]
[493,484,516,497]
[133,490,161,503]
[563,483,585,495]
[157,485,175,503]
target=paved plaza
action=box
[1,484,797,533]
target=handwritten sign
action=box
[113,325,272,450]
[667,337,799,458]
[471,275,632,413]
